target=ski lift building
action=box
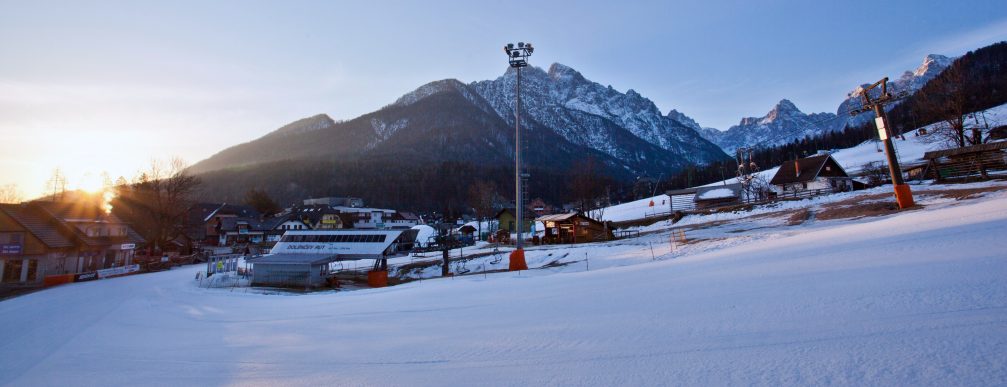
[248,229,417,288]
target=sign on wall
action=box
[0,243,22,255]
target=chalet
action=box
[769,154,853,195]
[0,201,144,287]
[186,203,261,248]
[536,212,611,244]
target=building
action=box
[302,197,365,208]
[922,141,1007,182]
[248,229,417,288]
[536,212,611,244]
[0,201,144,287]
[666,183,745,212]
[769,154,852,195]
[186,203,261,248]
[495,208,533,234]
[693,183,744,209]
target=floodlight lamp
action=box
[512,51,521,58]
[518,42,525,48]
[507,43,515,49]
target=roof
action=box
[269,229,407,259]
[769,154,839,185]
[218,217,269,232]
[922,141,1007,159]
[535,212,602,223]
[34,201,143,247]
[695,184,743,201]
[666,187,700,196]
[248,253,339,265]
[0,204,75,249]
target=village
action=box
[3,105,1005,295]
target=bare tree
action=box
[43,168,68,201]
[0,184,23,204]
[114,158,201,252]
[917,64,982,148]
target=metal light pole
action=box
[504,42,533,271]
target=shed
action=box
[665,187,699,212]
[693,184,743,209]
[536,212,610,244]
[922,141,1007,181]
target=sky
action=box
[1,0,1006,199]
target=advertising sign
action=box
[0,243,22,255]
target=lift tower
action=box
[850,77,915,209]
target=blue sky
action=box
[1,0,1006,197]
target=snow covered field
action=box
[1,181,1005,386]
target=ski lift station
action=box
[246,229,417,288]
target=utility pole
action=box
[851,77,914,209]
[503,42,533,271]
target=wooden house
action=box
[769,154,853,195]
[536,212,611,244]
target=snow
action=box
[411,224,436,247]
[2,181,1005,385]
[696,187,734,200]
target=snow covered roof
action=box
[696,185,741,201]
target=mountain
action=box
[702,99,837,154]
[697,54,954,153]
[470,64,726,166]
[191,64,729,178]
[832,54,953,132]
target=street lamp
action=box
[503,41,533,271]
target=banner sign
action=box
[96,264,140,279]
[0,243,22,255]
[120,243,135,250]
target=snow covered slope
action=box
[1,182,1005,386]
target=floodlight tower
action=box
[503,41,533,271]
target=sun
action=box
[76,172,106,194]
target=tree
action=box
[0,184,23,204]
[916,61,981,148]
[114,158,201,252]
[568,156,610,213]
[244,189,280,217]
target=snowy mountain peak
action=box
[547,62,586,82]
[666,109,704,131]
[915,54,953,77]
[393,79,469,107]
